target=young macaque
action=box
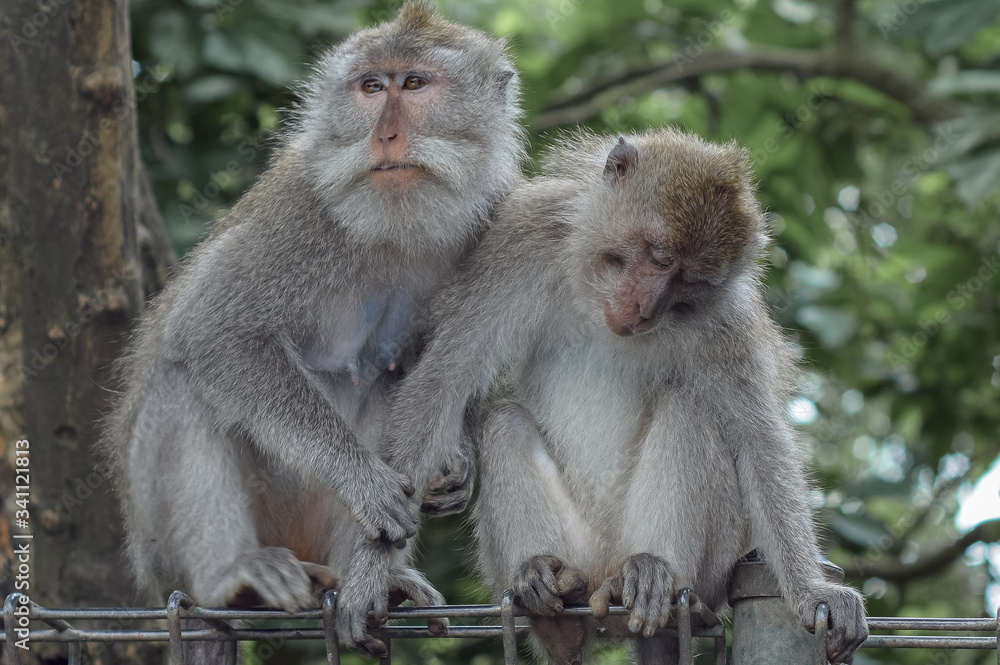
[103,1,523,658]
[378,129,868,664]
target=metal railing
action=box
[3,589,999,665]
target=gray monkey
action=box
[103,1,524,657]
[378,129,868,664]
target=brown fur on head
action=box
[551,129,768,337]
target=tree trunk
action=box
[0,0,174,661]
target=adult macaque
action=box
[379,129,868,664]
[103,1,522,657]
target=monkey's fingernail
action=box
[388,362,396,371]
[629,618,641,633]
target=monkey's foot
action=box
[388,566,449,636]
[421,453,474,516]
[799,583,869,664]
[213,547,337,613]
[591,553,675,638]
[512,555,589,616]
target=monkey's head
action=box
[561,129,769,338]
[294,1,525,250]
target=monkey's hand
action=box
[421,454,474,516]
[798,583,869,664]
[387,566,449,636]
[342,461,419,549]
[591,553,675,638]
[512,555,589,616]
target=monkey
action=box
[102,1,523,658]
[375,128,869,664]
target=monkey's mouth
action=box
[372,161,419,172]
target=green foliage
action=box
[129,0,1000,662]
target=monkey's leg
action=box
[475,401,591,665]
[127,366,322,612]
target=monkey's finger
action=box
[397,473,416,498]
[419,487,471,516]
[628,580,651,634]
[350,632,388,660]
[589,576,623,618]
[428,617,449,636]
[301,562,338,590]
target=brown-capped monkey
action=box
[103,1,523,657]
[379,129,868,664]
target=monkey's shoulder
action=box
[488,177,578,252]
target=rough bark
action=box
[0,0,174,661]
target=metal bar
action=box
[167,590,193,665]
[322,590,340,665]
[501,589,518,665]
[714,633,726,665]
[863,635,996,649]
[868,617,997,631]
[677,588,693,665]
[814,603,829,664]
[4,593,24,665]
[68,640,82,665]
[995,604,998,665]
[380,637,392,665]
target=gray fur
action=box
[102,1,524,657]
[380,128,867,664]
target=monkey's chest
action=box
[305,290,421,385]
[517,341,655,523]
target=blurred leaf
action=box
[895,0,1000,57]
[149,10,201,78]
[183,75,246,103]
[828,512,895,548]
[202,32,245,72]
[946,145,1000,205]
[928,70,1000,96]
[797,305,858,348]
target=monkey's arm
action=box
[182,328,418,546]
[381,192,570,495]
[719,338,868,664]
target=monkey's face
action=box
[584,132,767,338]
[593,234,711,337]
[351,61,446,194]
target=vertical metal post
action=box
[67,641,82,665]
[501,589,518,665]
[4,593,25,665]
[714,632,727,665]
[814,604,830,664]
[677,588,694,665]
[321,590,341,665]
[729,552,843,664]
[167,591,192,665]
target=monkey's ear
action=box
[496,69,515,92]
[603,137,639,185]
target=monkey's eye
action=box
[601,251,626,269]
[362,78,384,94]
[649,244,671,268]
[403,75,428,90]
